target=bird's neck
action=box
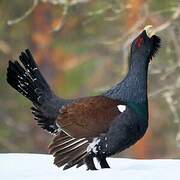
[104,56,149,103]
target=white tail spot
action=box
[117,105,126,112]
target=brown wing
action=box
[57,96,121,138]
[49,96,122,170]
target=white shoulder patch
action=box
[117,105,126,112]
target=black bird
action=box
[6,25,161,170]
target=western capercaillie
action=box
[7,25,161,170]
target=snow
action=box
[0,153,180,180]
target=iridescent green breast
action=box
[127,101,148,120]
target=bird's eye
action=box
[135,36,144,48]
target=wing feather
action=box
[57,96,121,138]
[49,96,126,169]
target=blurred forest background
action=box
[0,0,180,159]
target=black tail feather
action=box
[7,60,39,104]
[7,49,54,106]
[7,49,61,134]
[19,50,50,92]
[31,106,58,133]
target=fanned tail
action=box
[7,49,61,133]
[7,49,52,105]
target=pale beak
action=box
[144,25,155,38]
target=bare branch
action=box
[51,1,69,32]
[7,0,39,25]
[163,92,180,124]
[0,40,11,54]
[154,6,180,33]
[41,0,90,5]
[163,92,180,147]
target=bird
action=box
[6,25,161,170]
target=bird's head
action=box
[130,25,161,63]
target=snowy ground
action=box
[0,154,180,180]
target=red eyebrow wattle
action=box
[136,36,144,48]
